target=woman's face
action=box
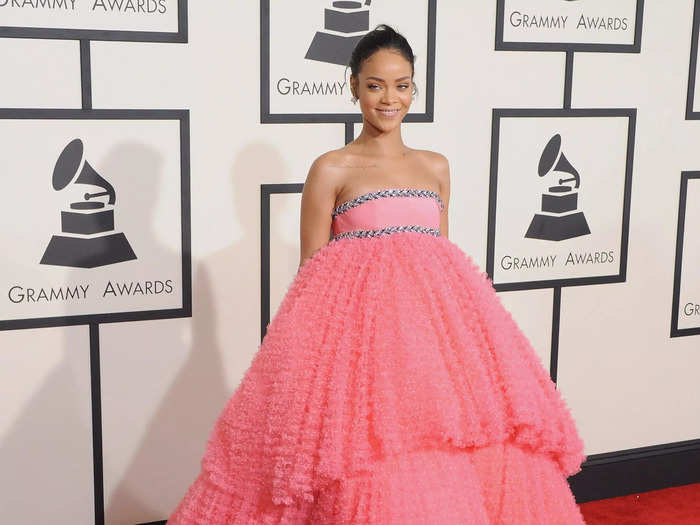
[352,48,414,132]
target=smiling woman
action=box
[346,28,418,130]
[167,23,587,525]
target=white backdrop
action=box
[1,1,699,523]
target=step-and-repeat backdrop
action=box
[1,1,698,523]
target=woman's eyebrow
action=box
[365,76,412,82]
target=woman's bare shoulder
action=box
[307,144,377,188]
[308,147,355,175]
[413,148,449,167]
[413,149,450,184]
[304,148,354,198]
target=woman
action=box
[168,24,587,524]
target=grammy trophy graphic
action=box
[525,133,591,242]
[306,1,373,65]
[40,138,137,269]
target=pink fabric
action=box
[168,195,587,524]
[332,195,440,236]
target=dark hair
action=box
[346,23,418,98]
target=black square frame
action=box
[670,171,700,337]
[259,182,304,341]
[0,108,192,331]
[0,0,187,43]
[495,0,644,53]
[486,107,636,292]
[260,0,436,124]
[687,0,700,119]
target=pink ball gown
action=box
[167,188,587,524]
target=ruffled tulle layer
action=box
[168,232,586,523]
[168,440,585,524]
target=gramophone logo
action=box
[305,0,373,65]
[525,134,591,241]
[40,138,137,269]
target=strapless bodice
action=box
[331,188,443,240]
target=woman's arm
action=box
[298,155,340,269]
[432,153,451,239]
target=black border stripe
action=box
[618,110,636,285]
[260,0,270,125]
[550,286,561,384]
[345,122,354,145]
[179,112,193,324]
[687,0,700,119]
[0,108,189,119]
[80,40,92,110]
[89,323,104,525]
[260,187,270,341]
[424,0,437,122]
[563,51,573,110]
[571,438,700,502]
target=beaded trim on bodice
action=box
[331,187,444,218]
[331,225,441,241]
[330,187,443,241]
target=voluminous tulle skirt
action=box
[168,232,586,524]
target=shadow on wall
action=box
[0,324,94,524]
[104,141,300,523]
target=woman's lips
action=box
[376,108,400,117]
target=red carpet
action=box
[579,483,700,524]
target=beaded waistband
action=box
[331,224,441,241]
